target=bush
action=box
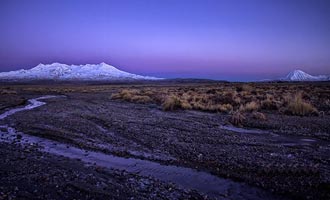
[219,104,233,113]
[230,111,246,126]
[240,101,259,112]
[252,112,267,121]
[0,89,17,95]
[211,91,237,105]
[181,101,192,109]
[162,96,182,111]
[131,95,152,104]
[110,93,121,99]
[111,89,153,104]
[237,84,253,92]
[285,93,318,116]
[111,89,134,101]
[120,89,134,101]
[261,94,281,110]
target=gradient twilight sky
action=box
[0,0,329,81]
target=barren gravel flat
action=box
[0,82,329,200]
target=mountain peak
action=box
[0,63,163,81]
[285,69,316,81]
[33,62,67,69]
[281,69,329,81]
[292,69,305,74]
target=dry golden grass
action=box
[285,93,318,116]
[240,101,259,112]
[108,83,327,116]
[261,99,279,110]
[237,84,253,92]
[230,111,246,126]
[252,112,267,121]
[219,104,233,113]
[162,96,182,111]
[0,89,17,95]
[131,95,152,104]
[111,89,137,102]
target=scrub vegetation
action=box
[110,83,325,117]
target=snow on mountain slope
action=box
[0,63,163,81]
[280,70,329,81]
[283,70,319,81]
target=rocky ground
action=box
[0,142,205,200]
[0,83,329,200]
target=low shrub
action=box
[230,111,246,126]
[252,112,267,121]
[236,84,253,92]
[180,101,192,109]
[131,95,152,104]
[285,93,318,116]
[240,101,259,112]
[0,89,17,95]
[260,94,281,110]
[162,96,182,111]
[219,104,233,113]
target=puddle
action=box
[220,125,326,147]
[220,125,272,135]
[300,139,316,142]
[278,139,317,147]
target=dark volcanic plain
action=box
[0,81,329,200]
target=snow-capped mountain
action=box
[281,70,329,81]
[0,63,163,81]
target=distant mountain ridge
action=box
[0,63,163,81]
[280,70,329,81]
[1,64,328,82]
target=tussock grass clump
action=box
[111,89,133,101]
[0,89,17,95]
[261,98,280,110]
[285,93,318,116]
[162,96,182,111]
[111,89,153,104]
[261,94,281,110]
[180,101,192,110]
[252,112,267,121]
[245,101,260,112]
[218,104,233,113]
[240,101,259,112]
[120,89,135,101]
[237,84,253,92]
[230,111,246,126]
[131,95,152,104]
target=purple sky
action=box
[0,0,329,81]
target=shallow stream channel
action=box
[0,96,285,199]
